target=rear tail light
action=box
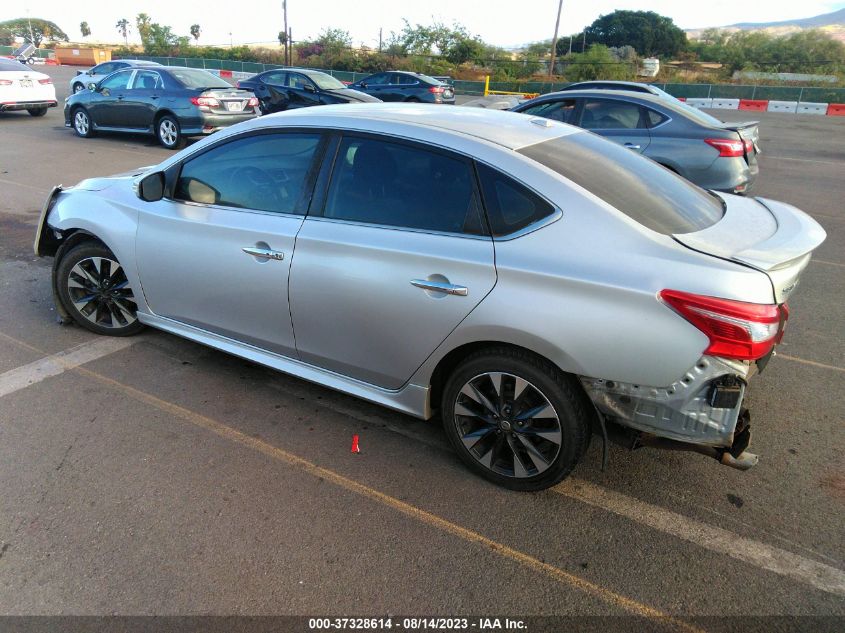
[247,96,258,107]
[743,139,754,154]
[659,290,787,360]
[236,81,241,88]
[428,86,445,94]
[38,78,53,85]
[0,79,12,86]
[704,138,744,157]
[190,96,220,108]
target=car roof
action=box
[118,60,162,66]
[566,80,654,90]
[252,103,581,150]
[534,89,668,105]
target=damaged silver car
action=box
[34,104,826,490]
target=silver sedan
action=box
[34,104,825,490]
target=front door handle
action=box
[411,279,468,296]
[624,143,641,150]
[242,247,284,261]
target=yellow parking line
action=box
[0,331,702,632]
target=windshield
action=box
[169,68,231,89]
[304,71,345,90]
[518,132,724,234]
[0,59,29,72]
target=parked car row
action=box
[34,103,825,490]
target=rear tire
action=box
[72,107,95,138]
[441,348,590,491]
[27,107,48,117]
[56,242,144,337]
[156,114,185,150]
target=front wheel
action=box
[156,115,185,150]
[56,242,144,337]
[441,348,590,491]
[27,107,48,117]
[72,108,94,138]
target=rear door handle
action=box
[242,247,284,261]
[411,279,468,296]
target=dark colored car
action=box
[347,71,455,104]
[65,66,258,149]
[236,68,380,113]
[512,90,760,194]
[70,59,163,94]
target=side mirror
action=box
[137,171,165,202]
[87,82,97,91]
[360,82,367,89]
[303,84,316,93]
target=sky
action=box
[4,0,845,48]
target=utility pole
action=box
[548,0,563,79]
[378,27,383,53]
[283,1,289,66]
[288,28,292,65]
[568,35,572,55]
[582,30,586,53]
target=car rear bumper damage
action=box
[580,355,760,470]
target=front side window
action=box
[477,164,555,237]
[287,73,315,90]
[518,132,724,234]
[520,99,576,124]
[580,99,645,130]
[93,62,116,74]
[100,70,132,91]
[362,73,390,86]
[174,133,323,214]
[323,137,484,235]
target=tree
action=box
[80,22,91,39]
[190,24,201,42]
[579,10,687,57]
[277,30,287,46]
[563,44,635,81]
[136,13,152,45]
[115,18,130,45]
[397,20,486,65]
[0,18,69,47]
[315,28,352,56]
[145,22,179,54]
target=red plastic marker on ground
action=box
[351,434,360,453]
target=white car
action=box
[0,58,57,116]
[69,59,163,94]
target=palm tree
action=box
[80,21,91,39]
[116,18,130,46]
[190,24,201,43]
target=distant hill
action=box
[686,7,845,42]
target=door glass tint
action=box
[263,71,287,85]
[364,73,390,85]
[132,70,161,90]
[520,100,576,124]
[287,74,313,90]
[100,71,132,90]
[396,74,417,85]
[323,137,484,235]
[477,164,555,237]
[580,100,644,129]
[175,133,322,214]
[518,132,724,234]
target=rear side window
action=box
[175,133,322,214]
[477,164,556,237]
[323,137,484,235]
[518,132,724,234]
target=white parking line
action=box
[0,337,139,399]
[777,354,845,372]
[554,479,845,597]
[814,259,845,268]
[766,156,845,167]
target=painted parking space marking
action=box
[554,480,845,598]
[777,354,845,372]
[0,332,701,632]
[0,336,139,399]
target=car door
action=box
[135,131,326,356]
[288,134,496,389]
[576,97,651,154]
[285,72,320,108]
[395,73,421,100]
[122,69,162,130]
[88,69,134,127]
[359,73,391,100]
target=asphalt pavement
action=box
[0,65,843,632]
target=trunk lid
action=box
[673,194,826,303]
[722,120,760,156]
[200,88,256,114]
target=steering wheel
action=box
[229,166,280,209]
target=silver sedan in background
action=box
[34,105,825,490]
[512,89,760,194]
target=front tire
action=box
[27,107,48,117]
[72,108,94,138]
[56,242,144,337]
[156,114,185,150]
[441,348,590,491]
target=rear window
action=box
[517,132,724,235]
[169,69,230,89]
[0,59,28,71]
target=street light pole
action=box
[283,1,289,65]
[548,0,563,80]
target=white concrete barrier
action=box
[710,98,740,110]
[767,100,798,113]
[796,102,828,115]
[685,98,712,109]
